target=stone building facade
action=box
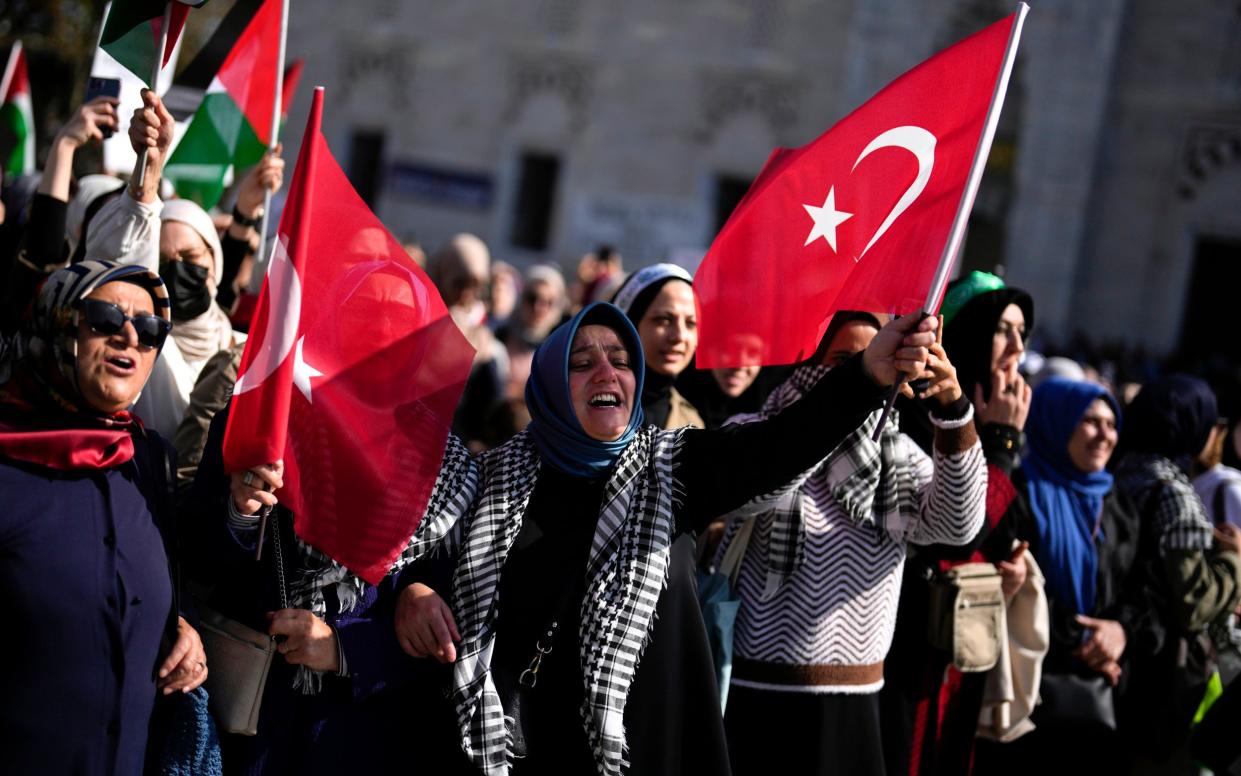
[275,0,1241,360]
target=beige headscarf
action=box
[160,199,233,361]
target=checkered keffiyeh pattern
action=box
[1117,453,1213,552]
[722,364,983,598]
[448,427,687,776]
[724,365,918,597]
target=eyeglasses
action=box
[81,299,172,351]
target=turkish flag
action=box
[223,87,475,584]
[695,7,1026,367]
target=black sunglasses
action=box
[81,299,172,351]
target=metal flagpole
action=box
[870,2,1029,441]
[252,0,290,560]
[133,1,173,190]
[254,0,290,287]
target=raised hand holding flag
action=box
[99,0,209,187]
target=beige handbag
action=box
[926,562,1005,673]
[200,512,289,736]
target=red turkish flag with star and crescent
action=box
[223,87,475,584]
[695,8,1025,367]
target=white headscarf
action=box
[160,198,224,282]
[159,198,232,361]
[66,175,126,257]
[610,262,693,316]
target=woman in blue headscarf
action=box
[391,301,939,776]
[978,377,1150,774]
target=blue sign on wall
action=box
[387,161,494,210]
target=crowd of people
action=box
[3,86,1241,776]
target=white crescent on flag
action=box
[234,235,303,395]
[851,125,936,258]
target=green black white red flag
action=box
[163,0,297,207]
[0,41,35,178]
[99,0,207,85]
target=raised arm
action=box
[675,314,936,532]
[83,91,173,268]
[900,409,986,547]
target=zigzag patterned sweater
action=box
[724,415,986,695]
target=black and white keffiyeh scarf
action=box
[1116,452,1213,553]
[724,364,920,598]
[449,426,687,776]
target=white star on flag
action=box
[293,336,323,402]
[803,186,853,252]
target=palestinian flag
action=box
[163,0,299,208]
[99,0,207,84]
[163,0,267,120]
[0,41,35,178]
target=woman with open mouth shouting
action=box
[389,300,940,775]
[0,260,208,775]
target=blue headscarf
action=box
[1024,377,1121,615]
[525,302,646,477]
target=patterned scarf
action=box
[449,426,686,775]
[728,364,919,598]
[1116,453,1213,553]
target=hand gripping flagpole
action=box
[133,2,173,191]
[870,2,1028,441]
[255,0,290,288]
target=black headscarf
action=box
[941,285,1034,402]
[808,311,885,366]
[1121,374,1218,474]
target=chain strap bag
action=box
[927,561,1006,672]
[199,512,290,736]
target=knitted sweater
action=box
[722,410,986,694]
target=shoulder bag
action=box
[927,561,1005,672]
[198,512,289,736]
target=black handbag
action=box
[1037,671,1116,730]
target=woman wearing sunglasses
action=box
[0,260,209,774]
